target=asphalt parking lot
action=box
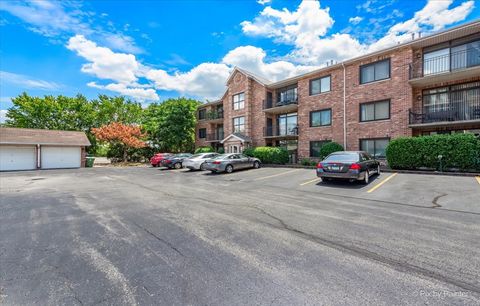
[1,166,479,305]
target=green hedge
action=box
[243,146,289,164]
[319,142,344,159]
[386,134,480,171]
[194,146,214,154]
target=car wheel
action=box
[377,165,381,175]
[174,162,182,169]
[253,161,260,169]
[200,163,206,171]
[225,164,234,173]
[363,170,370,184]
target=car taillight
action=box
[349,163,361,170]
[317,163,323,169]
[212,161,221,164]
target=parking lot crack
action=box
[432,193,447,208]
[250,206,480,295]
[131,221,184,257]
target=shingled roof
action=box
[0,127,91,146]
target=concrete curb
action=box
[262,164,480,177]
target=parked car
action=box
[316,151,380,184]
[182,153,220,170]
[150,153,172,167]
[204,153,261,173]
[161,153,193,169]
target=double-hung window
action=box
[360,138,389,158]
[233,116,245,133]
[198,109,206,120]
[233,93,245,110]
[198,128,206,139]
[360,59,390,84]
[310,109,332,127]
[310,76,331,95]
[360,100,390,122]
[310,141,331,158]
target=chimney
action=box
[411,33,415,40]
[330,59,334,66]
[418,32,422,38]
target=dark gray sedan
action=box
[204,153,261,173]
[316,151,380,184]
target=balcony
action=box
[263,98,298,114]
[263,126,298,138]
[409,97,480,128]
[199,110,224,123]
[409,47,480,87]
[206,132,224,142]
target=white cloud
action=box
[87,82,159,101]
[257,0,271,5]
[0,109,7,124]
[241,0,475,65]
[0,71,61,90]
[0,0,143,54]
[349,16,363,24]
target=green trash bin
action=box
[85,156,95,168]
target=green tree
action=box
[145,97,201,153]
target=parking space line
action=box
[300,178,321,186]
[253,169,302,181]
[367,173,398,193]
[476,176,480,186]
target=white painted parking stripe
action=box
[253,169,302,181]
[476,176,480,186]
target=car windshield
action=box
[323,153,359,163]
[175,153,190,158]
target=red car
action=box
[150,153,172,167]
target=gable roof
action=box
[0,127,91,146]
[225,66,272,86]
[220,133,252,144]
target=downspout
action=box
[342,62,347,149]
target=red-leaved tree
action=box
[92,122,146,162]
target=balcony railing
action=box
[206,132,224,141]
[264,126,298,137]
[410,47,480,79]
[200,110,223,121]
[263,98,298,110]
[409,101,480,125]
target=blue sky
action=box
[1,0,479,120]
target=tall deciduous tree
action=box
[92,122,146,162]
[143,98,200,153]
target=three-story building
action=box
[195,20,480,162]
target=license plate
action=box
[330,166,340,171]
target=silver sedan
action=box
[182,153,220,170]
[204,153,261,173]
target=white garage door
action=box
[0,145,37,171]
[41,146,81,169]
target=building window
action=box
[360,100,390,122]
[198,109,206,120]
[310,75,331,95]
[277,113,298,136]
[360,59,390,84]
[310,109,332,127]
[360,138,389,158]
[310,141,331,158]
[198,128,206,139]
[277,85,298,104]
[233,116,245,133]
[423,39,480,75]
[233,92,245,110]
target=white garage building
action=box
[0,127,91,171]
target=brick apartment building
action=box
[195,20,480,162]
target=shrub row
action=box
[243,146,289,164]
[386,134,480,171]
[194,146,215,154]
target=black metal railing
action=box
[410,47,480,79]
[263,98,298,110]
[263,126,298,137]
[205,110,223,120]
[206,132,224,141]
[409,99,480,125]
